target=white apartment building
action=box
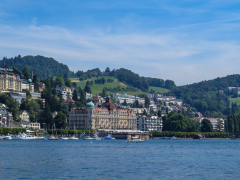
[56,85,73,100]
[113,93,145,105]
[137,116,163,131]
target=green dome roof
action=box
[86,98,95,108]
[28,79,32,83]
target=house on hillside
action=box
[36,82,45,92]
[17,110,29,122]
[228,87,240,94]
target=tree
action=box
[65,79,72,88]
[72,82,77,88]
[32,74,38,83]
[54,76,65,86]
[64,72,68,81]
[105,67,110,73]
[39,102,53,127]
[84,85,91,93]
[123,99,127,106]
[101,88,107,97]
[201,119,213,132]
[54,111,67,129]
[72,89,78,101]
[162,111,200,132]
[5,97,19,120]
[22,66,30,79]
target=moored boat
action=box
[69,136,79,140]
[49,135,58,140]
[12,133,35,140]
[84,136,95,140]
[4,134,13,140]
[60,136,69,140]
[105,134,115,140]
[127,136,144,143]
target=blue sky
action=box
[1,0,240,85]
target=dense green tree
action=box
[72,82,77,88]
[64,72,68,81]
[163,111,200,132]
[32,74,38,83]
[84,85,91,93]
[39,102,53,127]
[72,89,78,101]
[54,111,67,129]
[22,66,30,79]
[201,119,213,132]
[105,67,110,73]
[65,79,72,88]
[54,76,65,86]
[101,88,107,97]
[5,97,19,120]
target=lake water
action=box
[0,139,240,179]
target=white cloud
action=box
[0,21,240,86]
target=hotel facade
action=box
[0,68,22,93]
[68,96,137,130]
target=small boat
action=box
[105,134,115,140]
[93,132,102,140]
[4,135,13,140]
[60,136,69,140]
[69,124,79,140]
[49,135,58,140]
[127,136,144,143]
[35,136,45,140]
[84,136,95,140]
[69,136,79,140]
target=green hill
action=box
[0,55,70,79]
[70,76,169,95]
[170,74,240,118]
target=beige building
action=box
[69,96,137,130]
[18,110,30,122]
[0,68,22,93]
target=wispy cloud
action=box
[0,0,240,85]
[1,23,240,86]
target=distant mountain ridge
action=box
[0,55,70,79]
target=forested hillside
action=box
[170,75,240,117]
[145,77,176,90]
[0,55,70,79]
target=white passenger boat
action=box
[12,133,35,140]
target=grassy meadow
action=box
[70,76,168,95]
